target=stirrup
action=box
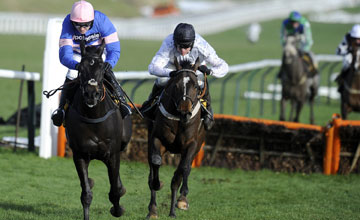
[203,114,214,130]
[51,108,65,127]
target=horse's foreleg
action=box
[289,99,295,121]
[73,155,92,220]
[106,152,125,217]
[171,144,197,217]
[147,137,163,219]
[341,97,348,120]
[280,98,286,121]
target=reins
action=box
[43,78,80,98]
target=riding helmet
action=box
[70,0,94,23]
[350,24,360,39]
[173,23,196,47]
[289,11,301,22]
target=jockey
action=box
[51,0,130,127]
[335,24,360,89]
[140,23,229,130]
[279,11,318,77]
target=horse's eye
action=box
[90,59,95,66]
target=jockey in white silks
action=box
[141,23,229,130]
[335,24,360,91]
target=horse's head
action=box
[283,35,299,64]
[167,57,201,123]
[77,40,106,108]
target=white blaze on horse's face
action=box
[183,76,190,100]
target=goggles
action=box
[177,42,193,49]
[72,21,93,29]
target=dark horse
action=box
[279,35,319,124]
[339,44,360,119]
[146,57,206,218]
[65,40,132,220]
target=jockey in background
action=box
[279,11,318,78]
[51,0,130,127]
[335,24,360,91]
[140,23,229,130]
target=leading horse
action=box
[65,40,132,220]
[146,58,206,218]
[279,35,319,124]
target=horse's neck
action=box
[284,55,305,82]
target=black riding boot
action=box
[104,70,132,118]
[51,78,78,127]
[201,81,215,131]
[140,83,164,118]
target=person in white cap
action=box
[52,0,130,127]
[335,24,360,91]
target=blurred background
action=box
[1,0,360,140]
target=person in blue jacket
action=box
[52,0,130,127]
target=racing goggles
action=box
[177,42,193,49]
[72,21,93,29]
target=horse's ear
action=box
[98,39,106,56]
[80,40,86,56]
[193,57,200,71]
[174,56,181,70]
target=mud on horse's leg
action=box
[73,156,92,220]
[106,152,125,217]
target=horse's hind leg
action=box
[294,101,303,122]
[73,155,92,220]
[106,152,125,217]
[279,97,286,121]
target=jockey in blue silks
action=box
[52,0,130,127]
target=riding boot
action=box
[201,81,215,131]
[104,70,132,118]
[140,83,164,119]
[51,78,78,127]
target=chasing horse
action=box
[45,40,132,220]
[337,42,360,119]
[146,57,206,218]
[278,35,319,124]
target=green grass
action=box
[0,147,359,220]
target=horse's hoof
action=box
[169,213,176,218]
[146,213,158,219]
[110,206,124,217]
[88,178,94,189]
[176,200,189,210]
[120,186,126,197]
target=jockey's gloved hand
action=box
[198,65,212,75]
[103,62,112,72]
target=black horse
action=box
[339,45,360,119]
[65,40,132,220]
[146,57,206,218]
[279,35,319,124]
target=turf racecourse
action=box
[0,148,359,220]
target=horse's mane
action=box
[178,59,193,70]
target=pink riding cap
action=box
[70,1,94,23]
